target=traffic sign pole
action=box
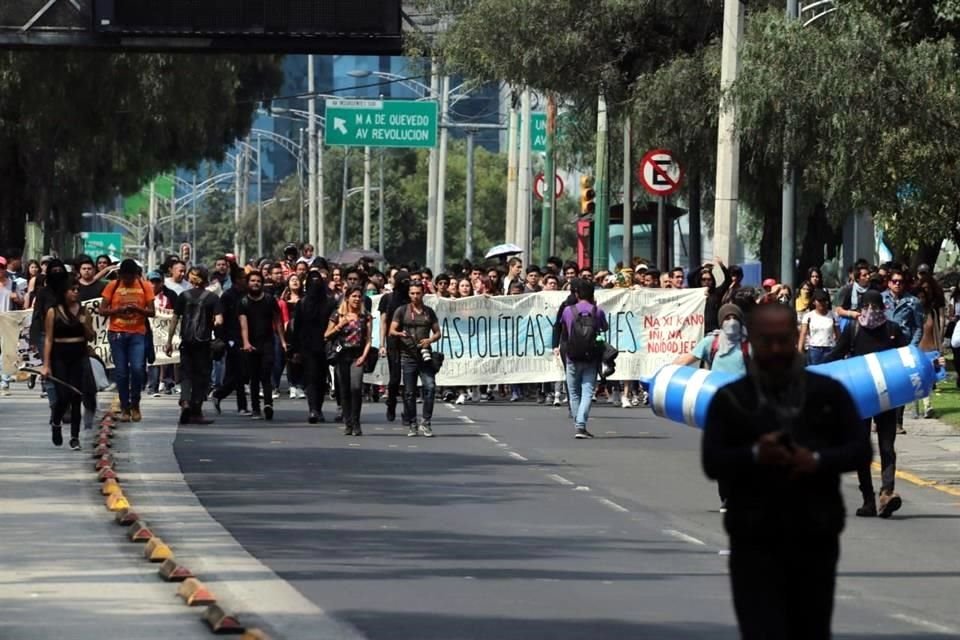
[592,94,609,271]
[638,149,684,271]
[539,95,556,266]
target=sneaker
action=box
[621,395,632,409]
[51,424,63,447]
[308,412,319,424]
[353,426,363,436]
[158,382,166,393]
[510,391,520,402]
[719,500,728,514]
[130,407,142,423]
[152,391,163,398]
[264,405,274,421]
[118,410,131,423]
[455,393,466,405]
[386,404,397,422]
[479,393,491,402]
[574,428,594,439]
[608,392,619,405]
[419,421,434,437]
[466,390,475,402]
[289,388,297,399]
[536,393,546,405]
[896,424,907,435]
[552,393,562,407]
[924,407,935,419]
[251,410,263,420]
[212,397,222,415]
[344,425,354,436]
[630,396,641,407]
[69,438,81,451]
[856,496,877,517]
[297,388,306,399]
[173,385,181,395]
[239,409,253,417]
[272,390,280,400]
[878,491,902,519]
[407,425,419,437]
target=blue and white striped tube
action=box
[645,346,945,429]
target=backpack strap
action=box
[707,331,748,365]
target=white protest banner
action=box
[0,299,180,376]
[366,288,706,385]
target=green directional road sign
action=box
[82,232,123,257]
[531,113,547,153]
[325,99,438,148]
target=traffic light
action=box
[580,176,596,217]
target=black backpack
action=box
[181,290,213,344]
[566,305,602,362]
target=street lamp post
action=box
[308,54,318,256]
[340,148,350,251]
[363,145,372,249]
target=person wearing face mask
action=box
[702,303,868,640]
[292,270,337,424]
[825,289,908,518]
[674,304,750,375]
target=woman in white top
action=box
[798,289,839,365]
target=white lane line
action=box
[594,497,630,513]
[480,433,499,443]
[890,614,958,634]
[457,415,475,424]
[497,443,509,448]
[663,529,706,546]
[573,486,591,492]
[348,443,361,447]
[508,452,529,461]
[547,474,574,486]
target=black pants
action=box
[51,343,87,439]
[385,341,403,414]
[247,346,274,413]
[336,348,365,428]
[858,409,897,497]
[214,346,248,411]
[730,535,839,640]
[179,342,212,414]
[303,350,330,416]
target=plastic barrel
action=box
[645,346,943,429]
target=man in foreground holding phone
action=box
[702,303,871,640]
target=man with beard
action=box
[702,303,869,640]
[74,255,105,302]
[292,270,337,423]
[239,272,284,420]
[212,269,250,415]
[379,270,411,422]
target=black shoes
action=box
[344,425,354,436]
[51,424,63,447]
[178,406,191,425]
[574,428,595,439]
[69,438,81,451]
[856,495,877,517]
[212,397,222,415]
[308,412,319,424]
[386,404,396,422]
[264,405,274,421]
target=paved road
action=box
[175,395,960,639]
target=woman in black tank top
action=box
[41,278,94,450]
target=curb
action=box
[873,461,960,498]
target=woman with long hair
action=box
[797,289,838,365]
[281,274,305,399]
[324,285,372,436]
[40,276,95,450]
[917,274,946,418]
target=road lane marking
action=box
[890,613,958,634]
[508,452,529,461]
[594,497,630,513]
[457,415,475,424]
[480,433,499,443]
[348,443,360,447]
[574,486,591,491]
[875,461,960,497]
[663,529,706,546]
[547,474,574,486]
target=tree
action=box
[0,51,283,253]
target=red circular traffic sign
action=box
[534,172,565,201]
[637,149,683,197]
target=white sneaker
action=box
[297,388,306,399]
[552,392,562,407]
[621,395,632,409]
[609,392,620,405]
[158,382,166,393]
[466,390,474,402]
[273,390,280,399]
[289,388,297,399]
[455,393,466,405]
[173,385,181,395]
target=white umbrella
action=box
[484,243,522,260]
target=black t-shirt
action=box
[392,303,438,358]
[78,279,106,302]
[174,288,223,343]
[219,287,243,342]
[239,293,277,346]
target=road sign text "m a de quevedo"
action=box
[325,99,438,149]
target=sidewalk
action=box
[893,411,960,495]
[0,389,208,640]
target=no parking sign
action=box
[638,149,683,197]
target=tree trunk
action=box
[760,206,782,281]
[912,240,941,272]
[687,170,702,270]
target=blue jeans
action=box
[109,331,146,410]
[401,357,436,425]
[806,346,831,365]
[565,360,598,429]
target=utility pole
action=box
[539,94,557,266]
[505,94,519,245]
[425,62,439,269]
[257,133,264,257]
[516,88,533,261]
[465,130,475,261]
[362,145,372,249]
[233,146,242,260]
[713,0,746,266]
[592,93,609,270]
[622,115,633,265]
[340,148,350,251]
[192,173,198,265]
[307,55,318,256]
[317,130,325,255]
[435,75,451,272]
[298,128,305,244]
[148,180,157,272]
[781,0,799,287]
[378,149,385,263]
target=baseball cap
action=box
[147,270,163,281]
[762,278,777,289]
[634,263,649,273]
[40,255,54,264]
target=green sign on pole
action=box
[531,113,547,153]
[324,99,438,148]
[82,232,123,257]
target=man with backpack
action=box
[164,266,223,425]
[557,279,609,439]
